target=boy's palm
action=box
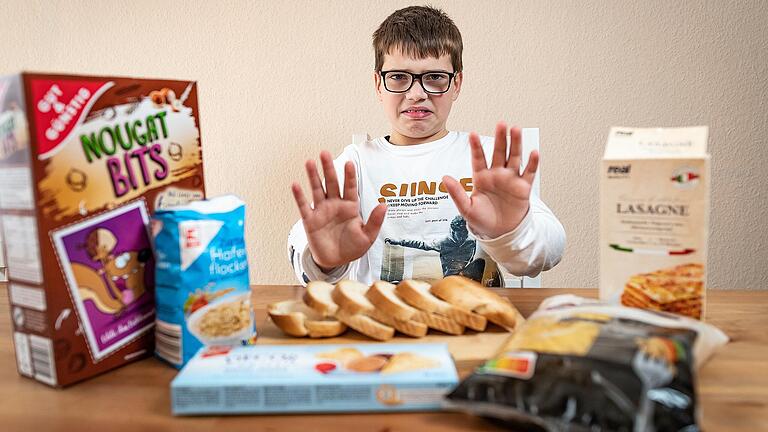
[292,152,386,270]
[443,124,538,239]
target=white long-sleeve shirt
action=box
[287,131,565,287]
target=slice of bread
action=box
[303,281,338,316]
[368,308,427,338]
[366,281,417,321]
[267,300,347,338]
[430,275,522,330]
[335,308,395,341]
[396,280,487,331]
[332,280,375,314]
[395,279,444,312]
[411,310,465,335]
[474,302,521,331]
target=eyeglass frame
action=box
[378,70,457,94]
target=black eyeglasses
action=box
[379,70,456,94]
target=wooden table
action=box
[1,284,766,431]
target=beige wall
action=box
[2,0,766,288]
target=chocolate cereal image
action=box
[51,200,155,361]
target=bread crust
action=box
[431,276,521,330]
[411,310,465,335]
[305,319,347,338]
[368,308,428,338]
[367,281,418,321]
[397,280,486,331]
[304,281,338,316]
[268,300,347,338]
[332,280,375,314]
[335,308,395,341]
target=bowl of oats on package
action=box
[152,195,255,368]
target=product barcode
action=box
[156,320,182,366]
[29,335,57,386]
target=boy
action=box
[288,6,565,287]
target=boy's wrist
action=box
[472,206,531,240]
[310,252,345,273]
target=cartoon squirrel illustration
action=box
[71,228,151,315]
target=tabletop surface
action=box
[1,284,766,431]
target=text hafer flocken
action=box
[208,245,248,276]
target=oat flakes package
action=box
[153,195,254,368]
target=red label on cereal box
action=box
[29,78,113,159]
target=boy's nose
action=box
[405,79,428,101]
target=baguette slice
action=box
[397,280,487,331]
[268,300,347,338]
[411,310,465,335]
[431,276,522,330]
[366,281,417,321]
[474,302,522,331]
[335,308,395,341]
[332,280,375,314]
[303,281,338,316]
[368,308,428,338]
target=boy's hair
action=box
[372,5,463,73]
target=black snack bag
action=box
[445,295,727,432]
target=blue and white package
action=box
[172,343,459,415]
[152,195,254,368]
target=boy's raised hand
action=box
[443,123,538,239]
[291,151,387,271]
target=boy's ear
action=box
[374,71,383,101]
[451,71,463,101]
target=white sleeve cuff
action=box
[300,245,351,283]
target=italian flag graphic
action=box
[609,244,695,255]
[671,172,699,183]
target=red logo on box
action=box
[184,228,200,248]
[29,78,114,160]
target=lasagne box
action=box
[171,343,459,415]
[600,126,709,319]
[0,73,205,386]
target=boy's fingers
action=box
[342,161,358,202]
[362,203,387,242]
[469,132,487,174]
[442,175,472,216]
[507,126,522,174]
[320,151,341,199]
[291,183,312,220]
[306,159,326,204]
[491,122,508,168]
[522,150,539,185]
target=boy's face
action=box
[375,49,462,145]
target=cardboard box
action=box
[171,343,459,415]
[0,73,206,386]
[600,126,709,319]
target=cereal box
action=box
[600,126,709,319]
[171,343,458,415]
[0,73,205,386]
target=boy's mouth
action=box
[401,107,433,119]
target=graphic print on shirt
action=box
[380,189,502,286]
